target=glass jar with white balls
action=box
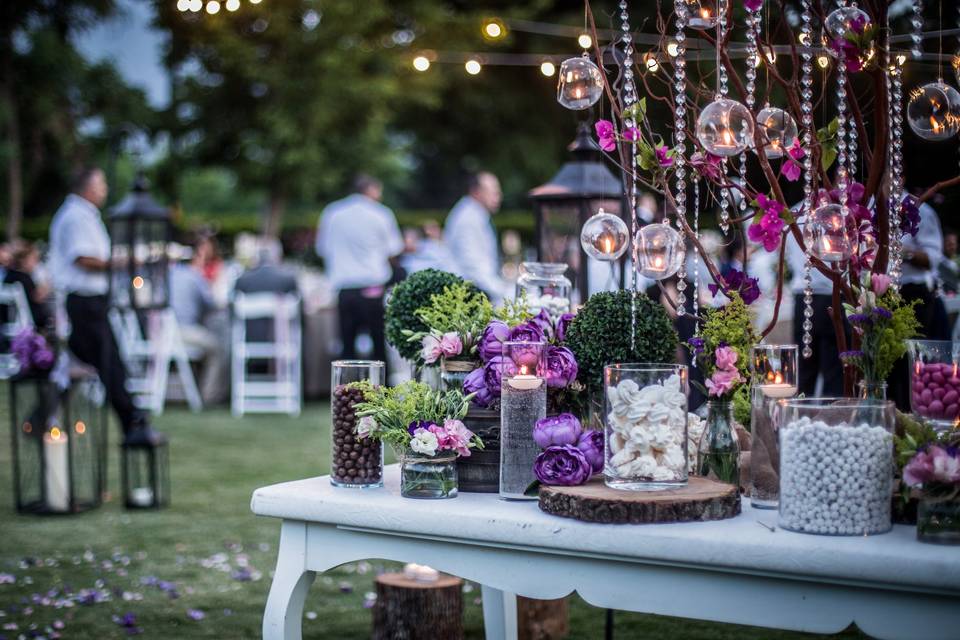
[516,262,572,322]
[775,398,895,536]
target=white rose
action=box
[410,430,439,456]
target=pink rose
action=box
[706,368,742,397]
[421,334,442,364]
[439,332,463,358]
[714,346,739,371]
[871,274,891,296]
[931,446,960,484]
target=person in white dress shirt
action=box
[443,172,508,301]
[316,174,404,368]
[49,167,161,445]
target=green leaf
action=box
[821,144,838,171]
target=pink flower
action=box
[744,0,763,11]
[439,332,462,358]
[439,419,475,457]
[655,145,673,168]
[714,346,739,371]
[706,368,742,397]
[870,274,891,296]
[781,140,805,182]
[747,212,783,252]
[623,126,639,141]
[595,120,616,152]
[690,151,723,181]
[931,446,960,484]
[420,334,442,364]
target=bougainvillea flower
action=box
[595,119,616,152]
[655,145,673,167]
[781,139,805,182]
[690,151,723,181]
[707,268,761,305]
[623,126,640,142]
[744,0,763,10]
[748,212,784,252]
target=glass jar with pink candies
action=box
[906,340,960,430]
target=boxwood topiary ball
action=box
[385,269,468,361]
[564,289,678,391]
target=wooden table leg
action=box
[263,521,316,640]
[481,584,518,640]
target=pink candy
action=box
[911,362,960,420]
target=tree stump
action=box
[517,596,569,640]
[539,476,740,524]
[372,572,463,640]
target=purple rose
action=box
[575,430,604,474]
[463,367,493,408]
[555,313,575,343]
[533,445,592,486]
[533,413,583,448]
[528,309,555,341]
[544,345,578,389]
[478,320,510,362]
[508,322,545,344]
[483,356,517,397]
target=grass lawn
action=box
[0,391,869,639]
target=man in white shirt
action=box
[316,175,403,367]
[49,167,160,445]
[443,172,508,301]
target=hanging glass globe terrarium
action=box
[803,203,853,263]
[580,209,629,261]
[824,5,871,40]
[685,0,719,30]
[907,81,960,141]
[756,106,798,159]
[636,223,685,280]
[557,55,604,110]
[696,98,755,157]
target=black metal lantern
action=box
[108,174,171,310]
[121,439,170,509]
[9,371,106,515]
[529,122,625,302]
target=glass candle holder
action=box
[906,339,960,430]
[776,398,895,536]
[515,262,572,322]
[499,341,547,499]
[604,363,688,491]
[400,450,458,499]
[330,360,385,488]
[749,344,799,508]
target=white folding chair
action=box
[109,307,203,414]
[0,282,34,378]
[231,292,302,416]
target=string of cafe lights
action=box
[175,0,261,14]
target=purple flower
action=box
[708,268,761,305]
[872,306,893,320]
[533,445,592,486]
[528,309,555,342]
[575,430,604,474]
[544,346,578,389]
[744,0,763,10]
[112,613,142,635]
[595,120,616,152]
[11,329,55,372]
[846,313,873,325]
[688,337,705,354]
[781,139,805,182]
[900,195,920,236]
[839,349,864,359]
[407,420,438,436]
[690,151,723,181]
[187,609,206,621]
[463,367,493,408]
[555,313,575,343]
[533,413,583,448]
[655,145,673,168]
[483,356,517,397]
[508,322,545,344]
[747,196,785,252]
[478,320,510,362]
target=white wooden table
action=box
[251,465,960,640]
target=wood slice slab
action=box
[538,476,740,524]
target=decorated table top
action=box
[251,464,960,595]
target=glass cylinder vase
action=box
[515,262,571,322]
[776,398,895,535]
[499,341,547,499]
[906,339,959,430]
[697,399,740,487]
[858,381,888,400]
[604,364,688,491]
[330,360,384,488]
[917,497,960,545]
[749,344,798,508]
[400,450,458,499]
[440,358,478,393]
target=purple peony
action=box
[544,345,578,389]
[575,430,604,474]
[533,413,583,448]
[11,328,55,372]
[708,268,761,305]
[478,320,510,362]
[555,313,574,343]
[533,445,592,486]
[483,356,517,397]
[529,309,555,341]
[507,322,545,344]
[463,367,493,408]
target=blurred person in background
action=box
[3,240,52,330]
[444,171,509,301]
[316,174,403,366]
[234,237,300,344]
[0,242,10,281]
[938,229,959,295]
[170,236,228,405]
[400,220,454,274]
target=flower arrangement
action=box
[840,271,921,391]
[531,413,602,487]
[405,282,493,365]
[688,295,757,400]
[352,380,482,457]
[385,269,470,363]
[904,445,960,500]
[12,328,55,374]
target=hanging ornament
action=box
[556,56,604,110]
[636,224,685,280]
[824,5,871,40]
[756,107,798,159]
[954,51,960,87]
[685,0,719,30]
[696,98,754,157]
[804,203,854,263]
[581,210,630,261]
[906,81,960,141]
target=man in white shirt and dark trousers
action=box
[316,175,404,371]
[443,172,508,301]
[49,167,161,446]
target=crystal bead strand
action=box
[800,0,816,358]
[673,0,689,316]
[889,61,906,288]
[717,0,731,235]
[693,177,701,332]
[619,0,641,345]
[740,3,760,228]
[834,3,851,224]
[911,0,923,60]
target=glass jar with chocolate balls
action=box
[331,360,385,488]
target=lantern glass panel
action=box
[122,441,170,509]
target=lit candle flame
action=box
[519,365,528,375]
[50,427,62,440]
[75,421,86,435]
[700,8,711,18]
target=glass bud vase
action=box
[917,497,960,545]
[400,450,458,499]
[330,360,384,488]
[858,381,888,400]
[697,399,740,488]
[515,262,572,322]
[440,358,478,393]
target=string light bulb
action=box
[465,59,482,75]
[225,0,239,11]
[177,0,189,11]
[412,56,430,72]
[540,61,556,77]
[577,33,593,49]
[483,18,506,40]
[643,53,659,72]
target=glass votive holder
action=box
[906,339,960,430]
[749,344,798,509]
[499,341,547,500]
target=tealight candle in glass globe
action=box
[636,223,685,280]
[824,5,871,40]
[696,98,755,157]
[804,203,853,262]
[581,210,629,261]
[756,106,798,159]
[685,0,719,30]
[907,81,960,141]
[557,56,604,111]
